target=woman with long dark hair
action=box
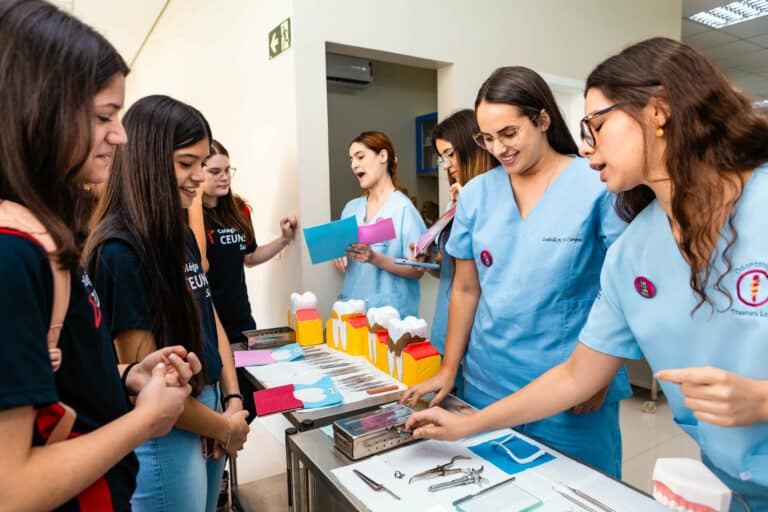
[403,67,631,477]
[86,96,250,512]
[425,110,497,396]
[0,1,197,510]
[407,38,768,509]
[333,131,426,317]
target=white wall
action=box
[327,59,438,219]
[97,0,681,326]
[124,0,301,328]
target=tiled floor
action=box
[231,390,699,511]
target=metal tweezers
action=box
[352,469,400,500]
[409,455,471,483]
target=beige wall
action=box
[327,59,438,220]
[85,0,681,325]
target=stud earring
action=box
[656,127,664,137]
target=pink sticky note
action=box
[234,349,275,368]
[253,385,304,416]
[357,218,396,245]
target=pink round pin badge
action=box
[634,276,656,298]
[480,250,493,267]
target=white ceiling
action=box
[682,0,768,100]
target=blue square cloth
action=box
[468,433,555,475]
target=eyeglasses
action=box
[580,104,622,149]
[472,125,522,152]
[436,148,455,166]
[205,166,237,179]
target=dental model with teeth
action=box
[402,66,631,479]
[333,131,426,318]
[386,316,429,382]
[288,292,323,346]
[407,39,768,510]
[327,299,366,351]
[366,306,400,365]
[85,96,250,512]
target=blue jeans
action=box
[131,384,227,512]
[463,382,623,479]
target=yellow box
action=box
[294,308,323,346]
[342,314,368,356]
[375,333,390,374]
[401,342,441,386]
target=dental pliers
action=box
[408,455,471,484]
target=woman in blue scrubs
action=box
[406,38,768,510]
[426,110,497,397]
[403,67,631,478]
[334,131,426,317]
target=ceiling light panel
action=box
[689,0,768,28]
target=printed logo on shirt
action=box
[184,260,212,298]
[210,227,247,251]
[80,271,102,328]
[731,262,768,318]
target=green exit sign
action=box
[268,18,291,59]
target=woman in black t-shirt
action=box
[201,139,298,344]
[0,2,197,511]
[85,97,251,512]
[200,140,297,420]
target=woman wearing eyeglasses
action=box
[407,39,768,508]
[201,139,297,421]
[334,131,426,317]
[426,110,497,395]
[403,67,630,478]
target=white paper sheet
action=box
[331,432,666,512]
[245,345,405,411]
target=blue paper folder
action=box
[303,216,359,264]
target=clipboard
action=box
[413,205,456,256]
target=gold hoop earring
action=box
[656,127,664,137]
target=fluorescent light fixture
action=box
[754,99,768,108]
[689,0,768,28]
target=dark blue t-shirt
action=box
[0,233,138,511]
[93,231,222,384]
[204,206,257,343]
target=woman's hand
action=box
[333,256,348,273]
[212,405,250,459]
[571,385,609,414]
[279,216,298,245]
[133,363,191,439]
[346,243,375,264]
[657,367,768,427]
[400,368,457,408]
[126,346,202,394]
[404,407,472,441]
[449,183,463,203]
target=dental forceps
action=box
[428,466,487,492]
[409,455,471,483]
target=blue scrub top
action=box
[341,190,426,317]
[431,203,455,354]
[446,158,631,407]
[581,164,768,489]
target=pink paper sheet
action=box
[357,218,396,245]
[234,349,275,368]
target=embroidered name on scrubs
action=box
[80,270,102,328]
[736,268,768,307]
[207,227,248,251]
[633,276,656,299]
[185,260,212,298]
[480,250,493,267]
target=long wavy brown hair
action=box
[202,140,255,246]
[587,37,768,311]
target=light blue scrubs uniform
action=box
[341,190,426,317]
[431,203,465,397]
[581,165,768,509]
[446,158,631,477]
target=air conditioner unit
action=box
[326,53,373,87]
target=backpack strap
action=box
[0,200,75,444]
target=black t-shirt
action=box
[0,233,138,512]
[93,231,222,384]
[204,205,257,340]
